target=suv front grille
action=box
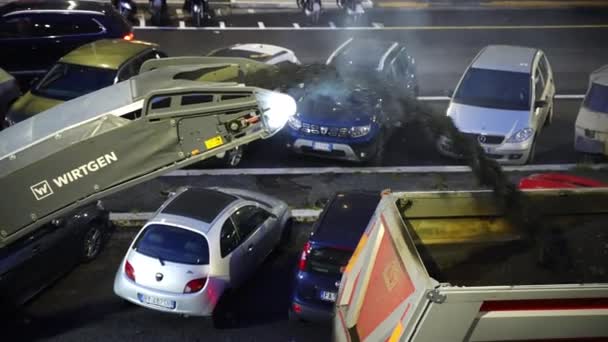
[301,123,349,137]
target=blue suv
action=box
[289,191,380,321]
[285,38,417,164]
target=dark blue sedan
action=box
[289,191,380,321]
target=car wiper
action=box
[156,254,165,266]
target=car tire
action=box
[224,146,244,168]
[525,138,537,165]
[544,104,554,127]
[212,290,236,329]
[288,309,301,322]
[81,223,105,262]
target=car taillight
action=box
[123,32,134,41]
[184,278,207,293]
[298,242,312,271]
[125,260,135,281]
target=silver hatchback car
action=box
[438,45,555,165]
[113,187,292,317]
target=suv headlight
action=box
[506,128,535,143]
[350,124,371,138]
[255,89,297,133]
[288,116,302,130]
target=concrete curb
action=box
[163,163,608,176]
[110,208,322,225]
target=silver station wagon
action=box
[438,45,555,165]
[113,187,292,317]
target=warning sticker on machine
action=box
[204,136,224,149]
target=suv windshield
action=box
[134,224,210,265]
[453,67,531,111]
[33,63,117,101]
[584,82,608,113]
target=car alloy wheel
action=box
[82,225,103,261]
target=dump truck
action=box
[0,60,295,248]
[334,189,608,342]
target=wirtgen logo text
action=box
[29,152,118,200]
[30,180,54,201]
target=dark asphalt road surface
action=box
[131,9,608,167]
[8,224,330,342]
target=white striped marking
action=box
[135,23,608,31]
[110,209,322,222]
[138,14,145,27]
[293,23,300,28]
[176,8,184,19]
[219,21,226,28]
[179,20,186,28]
[329,21,336,28]
[372,22,384,28]
[162,163,608,176]
[258,21,266,28]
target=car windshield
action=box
[134,224,210,265]
[453,67,531,110]
[209,48,273,62]
[583,82,608,113]
[33,63,117,101]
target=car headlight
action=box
[506,128,535,143]
[255,89,297,134]
[350,124,371,138]
[288,116,302,130]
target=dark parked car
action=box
[285,39,418,164]
[0,201,113,314]
[290,191,380,321]
[0,0,133,91]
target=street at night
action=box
[1,1,608,341]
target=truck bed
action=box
[397,191,608,287]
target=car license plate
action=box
[320,291,337,302]
[137,293,176,309]
[312,142,332,152]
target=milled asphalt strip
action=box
[111,209,322,223]
[163,163,608,176]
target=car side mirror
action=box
[535,100,547,108]
[444,89,453,98]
